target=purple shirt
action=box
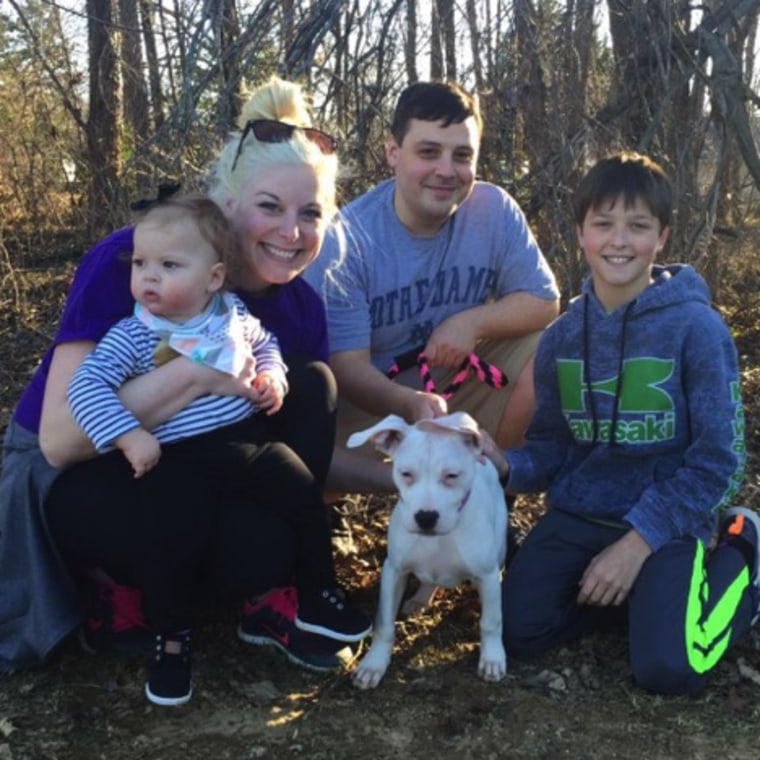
[13,227,328,433]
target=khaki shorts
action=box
[336,331,542,445]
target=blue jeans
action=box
[502,508,756,694]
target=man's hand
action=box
[402,390,448,422]
[115,427,162,478]
[578,529,652,606]
[424,312,478,368]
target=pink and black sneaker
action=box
[238,586,353,672]
[79,570,153,655]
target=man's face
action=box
[386,117,480,235]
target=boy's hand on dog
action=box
[477,429,510,484]
[578,530,652,606]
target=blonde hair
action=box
[207,77,339,218]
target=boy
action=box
[488,152,758,695]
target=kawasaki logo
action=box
[568,413,675,443]
[557,357,675,444]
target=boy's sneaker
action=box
[144,631,192,707]
[238,587,353,672]
[721,507,760,618]
[295,587,372,643]
[79,571,153,655]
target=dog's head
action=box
[347,412,485,535]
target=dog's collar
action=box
[458,488,472,511]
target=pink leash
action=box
[387,351,508,400]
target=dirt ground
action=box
[1,235,760,759]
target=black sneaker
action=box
[144,631,192,707]
[237,587,353,672]
[721,507,760,621]
[295,587,372,643]
[79,571,153,655]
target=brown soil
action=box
[1,235,759,760]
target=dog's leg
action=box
[352,560,407,689]
[474,568,507,681]
[400,583,438,617]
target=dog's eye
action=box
[400,470,415,484]
[443,472,461,485]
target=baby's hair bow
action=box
[130,181,182,212]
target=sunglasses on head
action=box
[231,119,338,171]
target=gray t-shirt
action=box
[306,178,559,373]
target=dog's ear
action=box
[416,411,478,433]
[346,414,410,455]
[458,429,483,454]
[416,412,483,452]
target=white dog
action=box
[347,412,508,689]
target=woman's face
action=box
[225,162,327,292]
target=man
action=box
[306,81,559,493]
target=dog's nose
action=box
[414,510,439,532]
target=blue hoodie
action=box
[506,264,745,552]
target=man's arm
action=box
[330,347,447,422]
[425,291,559,367]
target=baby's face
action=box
[131,218,224,323]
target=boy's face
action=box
[386,117,480,236]
[577,195,670,311]
[131,218,224,323]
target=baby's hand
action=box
[115,427,162,478]
[252,371,286,415]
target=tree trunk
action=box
[430,0,443,79]
[138,0,164,131]
[119,0,150,190]
[606,0,673,149]
[437,0,456,80]
[465,0,483,90]
[86,0,121,237]
[405,0,418,82]
[214,0,242,134]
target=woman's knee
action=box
[284,355,337,410]
[213,503,298,597]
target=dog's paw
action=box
[478,641,507,682]
[352,648,391,689]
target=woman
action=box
[0,77,355,706]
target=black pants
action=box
[45,357,337,632]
